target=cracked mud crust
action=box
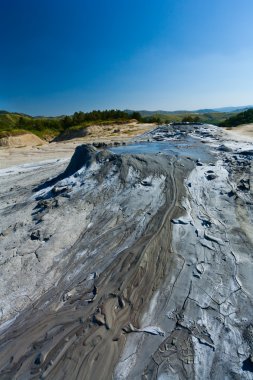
[0,124,253,380]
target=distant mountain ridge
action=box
[1,105,252,119]
[211,105,253,113]
[125,105,253,116]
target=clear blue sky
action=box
[0,0,253,115]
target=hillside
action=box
[0,110,142,141]
[0,113,25,129]
[125,105,253,116]
[0,112,60,140]
[140,111,236,125]
[0,133,45,147]
[219,108,253,128]
[0,108,251,143]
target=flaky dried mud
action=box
[0,124,253,379]
[0,145,193,379]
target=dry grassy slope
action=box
[225,123,253,142]
[54,121,154,142]
[0,133,45,147]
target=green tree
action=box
[130,112,142,121]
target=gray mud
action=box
[0,124,253,380]
[110,136,212,163]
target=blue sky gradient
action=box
[1,0,253,115]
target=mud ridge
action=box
[0,144,193,379]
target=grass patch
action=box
[219,108,253,128]
[0,129,28,139]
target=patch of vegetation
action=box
[1,107,248,142]
[181,115,201,123]
[0,110,142,140]
[142,111,236,125]
[219,108,253,128]
[0,113,26,128]
[0,129,28,139]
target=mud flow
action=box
[0,124,253,379]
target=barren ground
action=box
[0,122,154,169]
[0,124,252,379]
[224,123,253,142]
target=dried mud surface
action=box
[0,124,253,380]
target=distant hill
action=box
[0,110,141,140]
[1,106,252,142]
[124,110,184,116]
[210,105,253,113]
[125,109,244,126]
[219,108,253,128]
[125,105,253,116]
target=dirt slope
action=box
[224,123,253,141]
[54,122,154,141]
[0,133,45,147]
